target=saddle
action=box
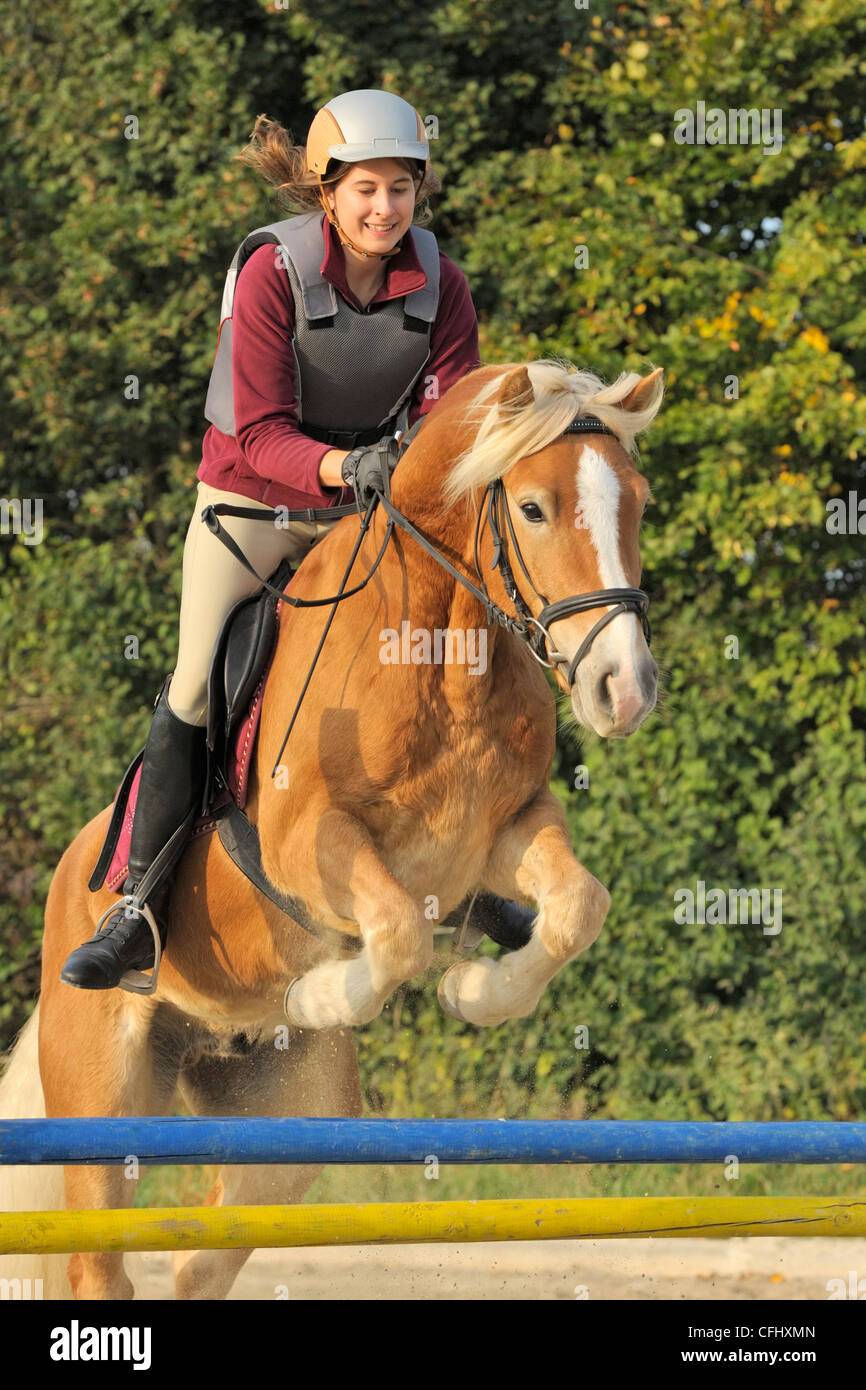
[205,556,294,811]
[95,558,312,923]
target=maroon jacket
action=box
[197,217,482,510]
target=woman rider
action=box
[61,89,530,993]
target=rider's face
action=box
[327,159,418,259]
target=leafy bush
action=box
[3,0,864,1122]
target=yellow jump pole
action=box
[3,1197,866,1255]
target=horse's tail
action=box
[0,1003,72,1299]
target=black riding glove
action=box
[341,435,400,509]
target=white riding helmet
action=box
[305,89,430,260]
[306,88,429,174]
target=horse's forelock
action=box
[440,360,662,508]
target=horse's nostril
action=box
[597,667,616,712]
[640,655,658,694]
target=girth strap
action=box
[217,802,361,952]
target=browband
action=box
[563,415,617,437]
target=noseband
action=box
[471,416,651,687]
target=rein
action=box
[201,413,651,779]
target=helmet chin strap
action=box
[317,179,404,261]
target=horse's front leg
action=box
[438,788,610,1027]
[281,807,433,1030]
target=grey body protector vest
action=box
[204,211,441,449]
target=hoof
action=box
[437,961,472,1022]
[283,977,306,1028]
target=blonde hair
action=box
[443,359,664,507]
[234,113,441,225]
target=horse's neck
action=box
[373,502,505,695]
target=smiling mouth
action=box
[365,222,397,231]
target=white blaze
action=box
[574,446,639,671]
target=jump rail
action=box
[2,1118,866,1166]
[3,1198,866,1255]
[2,1119,864,1259]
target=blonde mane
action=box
[442,358,664,508]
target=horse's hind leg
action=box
[173,1022,360,1300]
[39,974,182,1299]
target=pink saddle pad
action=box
[104,604,281,893]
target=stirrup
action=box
[91,894,164,996]
[283,976,301,1021]
[451,891,487,957]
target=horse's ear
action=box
[497,366,535,411]
[620,367,664,415]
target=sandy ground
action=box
[122,1237,866,1300]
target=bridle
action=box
[379,414,651,690]
[201,413,652,778]
[476,416,650,686]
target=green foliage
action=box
[2,0,864,1123]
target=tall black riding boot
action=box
[60,678,208,992]
[443,891,536,952]
[464,892,536,950]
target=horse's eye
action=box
[520,502,544,523]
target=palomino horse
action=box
[1,358,663,1299]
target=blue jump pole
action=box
[1,1119,865,1166]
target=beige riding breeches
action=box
[167,481,339,726]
